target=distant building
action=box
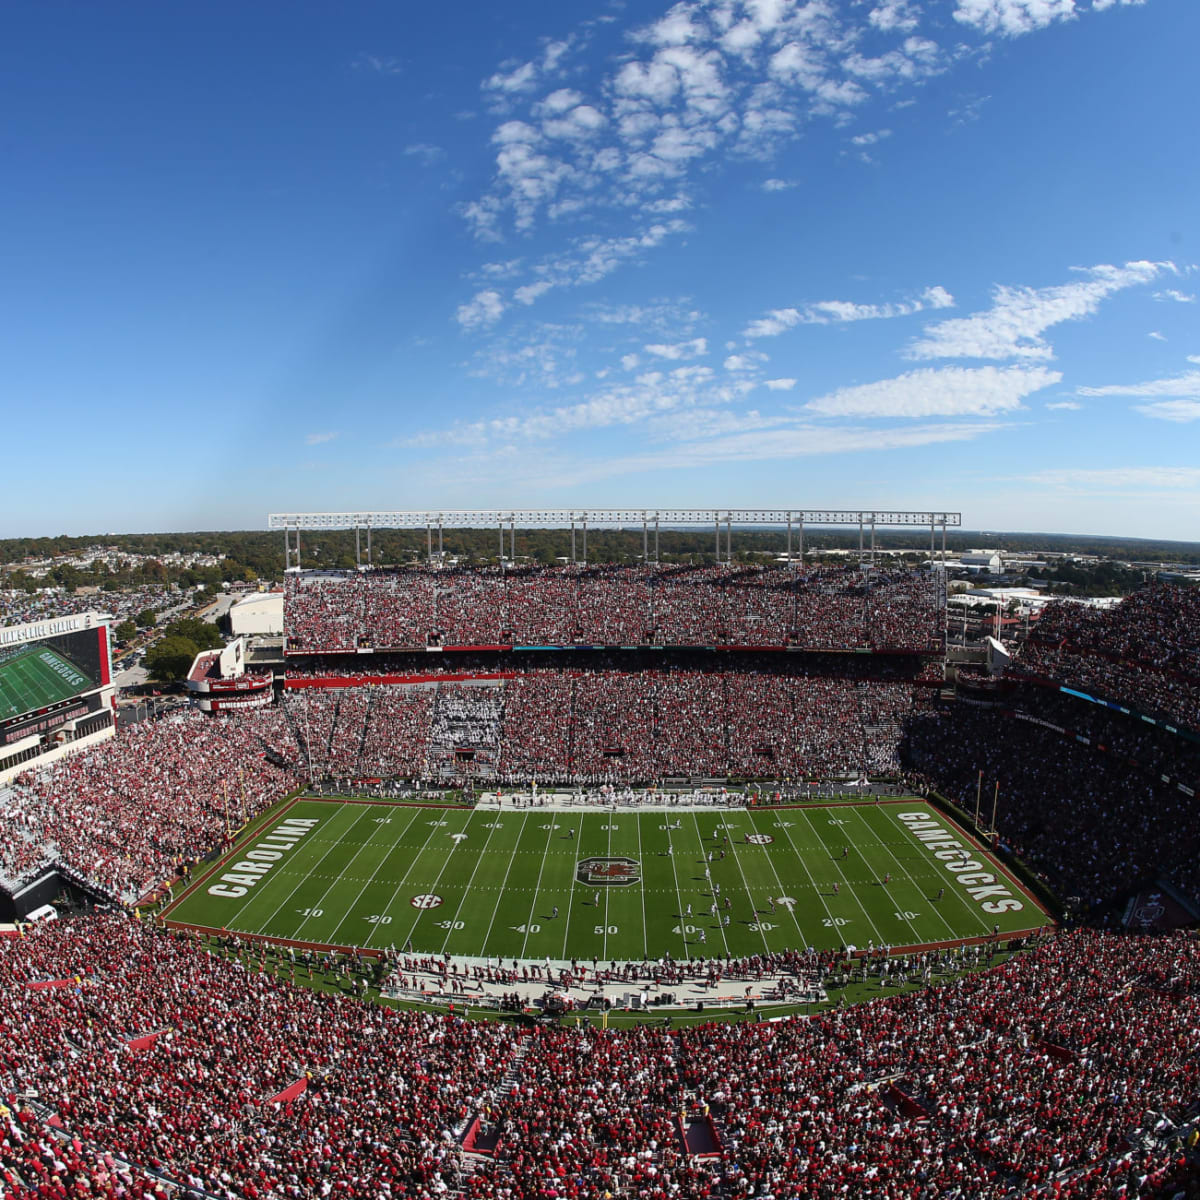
[229,591,284,637]
[958,551,1002,573]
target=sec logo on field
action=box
[410,894,444,909]
[746,833,774,845]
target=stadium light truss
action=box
[269,508,961,570]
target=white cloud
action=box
[907,261,1171,360]
[533,421,1005,485]
[1046,400,1082,410]
[954,0,1079,37]
[1155,289,1196,303]
[851,129,893,146]
[1024,467,1200,492]
[456,289,506,330]
[870,2,920,33]
[744,307,803,339]
[1076,370,1200,398]
[806,365,1061,418]
[1148,330,1167,341]
[764,378,797,390]
[484,60,539,101]
[513,281,555,305]
[724,353,766,371]
[305,432,339,446]
[645,337,707,360]
[1135,400,1200,423]
[403,143,444,165]
[478,219,691,309]
[744,284,954,339]
[621,353,641,371]
[761,177,797,191]
[401,361,736,447]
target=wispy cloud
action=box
[520,421,1006,487]
[906,260,1171,360]
[851,128,893,146]
[761,177,798,191]
[644,337,707,360]
[1023,466,1200,493]
[1135,400,1200,423]
[398,363,747,448]
[805,364,1059,418]
[403,143,445,166]
[352,53,403,76]
[1046,400,1082,410]
[1076,370,1200,398]
[305,432,339,446]
[1155,289,1195,303]
[744,285,954,339]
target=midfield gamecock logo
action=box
[576,856,641,887]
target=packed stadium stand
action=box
[283,564,943,653]
[2,571,1198,1198]
[0,917,1197,1198]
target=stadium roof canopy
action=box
[269,508,960,530]
[269,509,961,570]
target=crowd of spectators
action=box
[0,711,298,901]
[1014,585,1200,733]
[902,701,1200,912]
[276,669,927,786]
[283,565,942,654]
[2,916,1196,1199]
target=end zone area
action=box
[163,795,1049,961]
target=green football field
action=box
[165,796,1048,960]
[0,644,93,721]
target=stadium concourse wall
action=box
[0,710,115,787]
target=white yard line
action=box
[440,811,505,955]
[603,810,614,961]
[663,819,694,960]
[710,812,772,955]
[560,810,586,960]
[634,812,649,961]
[850,805,953,943]
[689,810,731,957]
[255,803,386,938]
[795,807,888,947]
[879,804,1004,941]
[771,813,842,938]
[321,806,434,945]
[477,811,528,956]
[520,813,563,958]
[741,812,809,950]
[386,808,481,952]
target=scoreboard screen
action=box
[0,625,110,725]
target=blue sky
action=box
[1,0,1197,540]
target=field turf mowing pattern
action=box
[165,797,1047,960]
[0,645,93,721]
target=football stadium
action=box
[1,509,1197,1199]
